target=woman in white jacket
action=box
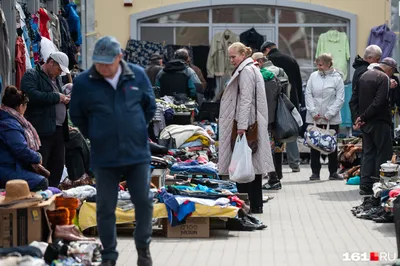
[305,53,345,181]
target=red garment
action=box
[15,36,26,89]
[389,188,400,198]
[38,8,50,39]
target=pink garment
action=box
[389,188,400,198]
[38,8,50,39]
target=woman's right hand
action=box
[313,114,321,120]
[237,129,246,136]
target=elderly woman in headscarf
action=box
[0,86,48,191]
[218,42,274,214]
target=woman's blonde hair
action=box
[228,42,252,58]
[316,53,333,68]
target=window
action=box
[175,27,209,46]
[279,9,347,24]
[141,27,174,44]
[279,27,312,68]
[141,10,209,24]
[212,6,275,23]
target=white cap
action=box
[49,52,70,74]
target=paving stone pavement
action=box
[115,166,397,266]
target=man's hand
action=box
[353,116,365,130]
[59,93,67,103]
[63,95,71,104]
[391,79,398,89]
[237,129,246,136]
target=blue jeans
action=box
[285,139,300,169]
[94,164,153,261]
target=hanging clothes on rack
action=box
[58,14,78,69]
[367,24,396,59]
[63,2,82,46]
[15,32,26,88]
[30,14,42,65]
[15,2,32,70]
[0,7,10,91]
[316,30,350,80]
[49,12,61,49]
[38,8,51,39]
[240,27,264,53]
[206,30,239,78]
[124,39,165,68]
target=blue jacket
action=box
[70,60,156,168]
[0,110,44,189]
[64,3,82,46]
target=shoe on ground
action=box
[309,173,320,181]
[372,212,394,223]
[226,218,258,231]
[243,216,267,230]
[329,173,344,181]
[359,185,374,196]
[262,182,282,190]
[137,248,152,266]
[100,260,116,266]
[292,167,300,172]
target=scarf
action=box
[318,68,335,77]
[1,104,41,151]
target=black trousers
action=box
[310,124,339,175]
[360,122,393,187]
[39,127,65,187]
[236,175,262,210]
[269,153,283,183]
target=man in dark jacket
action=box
[145,54,163,86]
[20,52,70,187]
[261,41,301,172]
[349,45,382,124]
[70,36,156,266]
[155,49,202,99]
[354,58,397,195]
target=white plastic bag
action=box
[229,134,255,183]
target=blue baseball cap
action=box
[92,36,122,64]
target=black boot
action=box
[137,248,152,266]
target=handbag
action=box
[275,93,299,142]
[158,132,177,150]
[230,64,258,154]
[304,121,337,155]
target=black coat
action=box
[267,48,302,109]
[20,65,69,140]
[240,28,264,53]
[349,55,370,123]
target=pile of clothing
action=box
[157,178,267,231]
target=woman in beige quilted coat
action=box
[219,42,274,213]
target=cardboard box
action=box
[165,217,210,238]
[0,196,55,248]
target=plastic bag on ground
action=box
[229,134,255,183]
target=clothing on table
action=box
[163,44,194,64]
[0,8,10,91]
[240,28,265,53]
[310,124,339,175]
[316,30,350,80]
[368,24,396,59]
[124,39,165,68]
[38,8,51,40]
[15,36,27,89]
[175,196,230,206]
[207,30,240,78]
[62,185,96,200]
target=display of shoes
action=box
[226,217,259,231]
[54,225,96,242]
[244,216,267,230]
[359,185,374,196]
